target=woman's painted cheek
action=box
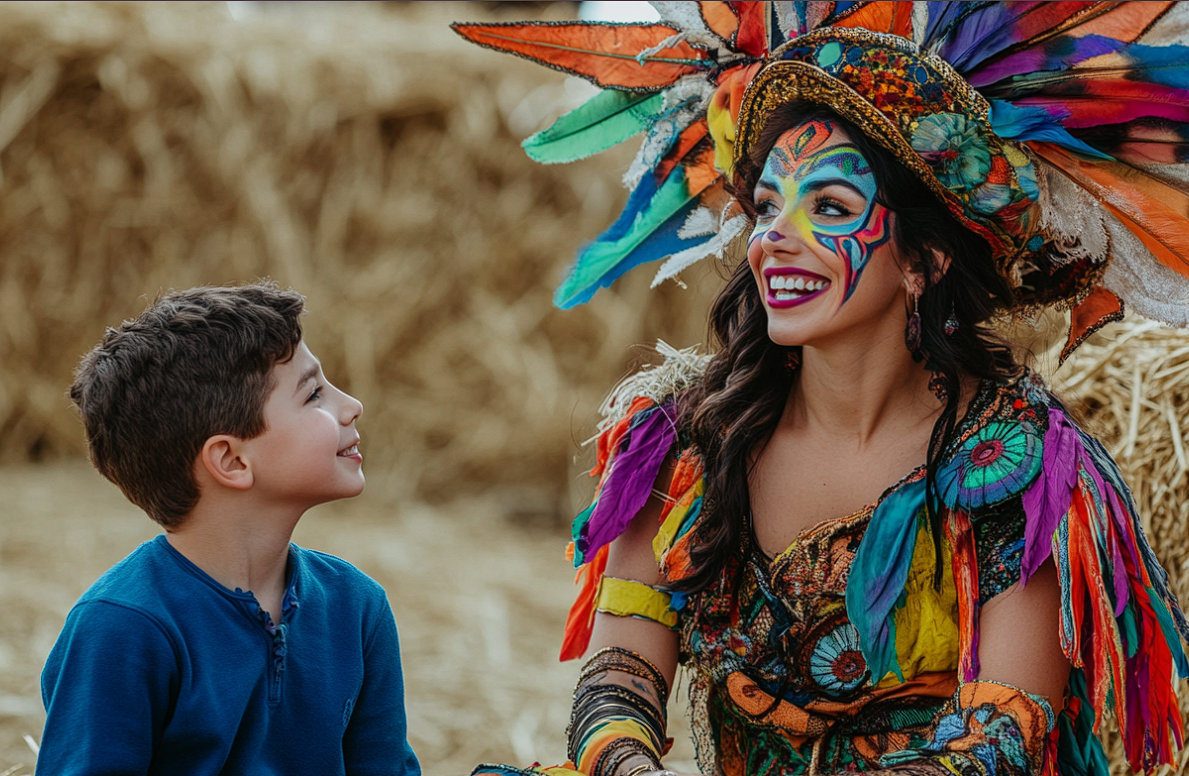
[811,202,892,303]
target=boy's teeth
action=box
[338,445,359,456]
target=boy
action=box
[38,282,420,776]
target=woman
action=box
[456,4,1189,776]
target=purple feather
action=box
[934,3,1021,71]
[1020,408,1081,583]
[969,35,1124,88]
[582,404,676,559]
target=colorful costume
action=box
[556,361,1185,776]
[457,3,1189,775]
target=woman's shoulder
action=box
[569,343,709,569]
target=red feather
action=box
[728,1,769,57]
[946,511,981,682]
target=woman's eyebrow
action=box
[802,177,867,197]
[755,176,781,194]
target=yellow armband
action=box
[595,577,678,628]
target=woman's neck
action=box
[789,323,941,445]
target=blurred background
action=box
[0,2,719,773]
[1,2,1188,775]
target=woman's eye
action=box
[755,199,780,220]
[814,196,852,218]
[306,386,323,403]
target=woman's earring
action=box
[904,293,922,353]
[785,347,801,372]
[928,371,949,402]
[944,305,959,336]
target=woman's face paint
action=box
[749,120,892,305]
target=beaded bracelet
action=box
[567,647,670,776]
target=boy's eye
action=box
[306,386,323,403]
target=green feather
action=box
[571,500,597,567]
[522,89,664,164]
[1120,604,1138,658]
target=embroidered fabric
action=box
[881,681,1055,776]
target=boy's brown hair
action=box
[70,282,305,527]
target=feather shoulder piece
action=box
[560,343,708,660]
[847,370,1189,773]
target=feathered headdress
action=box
[454,2,1189,359]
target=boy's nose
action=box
[341,391,363,424]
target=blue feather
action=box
[553,166,705,309]
[989,101,1113,159]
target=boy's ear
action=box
[198,435,253,491]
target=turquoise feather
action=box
[846,477,928,685]
[522,89,664,164]
[554,166,697,309]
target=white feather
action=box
[1102,215,1189,328]
[651,214,748,287]
[648,2,725,47]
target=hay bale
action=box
[0,1,720,511]
[1051,318,1189,775]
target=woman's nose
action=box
[761,211,803,255]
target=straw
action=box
[0,0,720,514]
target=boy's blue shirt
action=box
[39,534,420,776]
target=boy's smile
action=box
[245,341,365,508]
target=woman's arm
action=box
[586,460,680,683]
[976,559,1070,706]
[569,461,685,776]
[876,560,1069,776]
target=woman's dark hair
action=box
[672,102,1020,592]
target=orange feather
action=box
[560,544,609,661]
[699,1,740,44]
[1032,143,1189,281]
[834,1,914,37]
[450,22,710,91]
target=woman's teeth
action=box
[338,445,359,457]
[770,275,829,299]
